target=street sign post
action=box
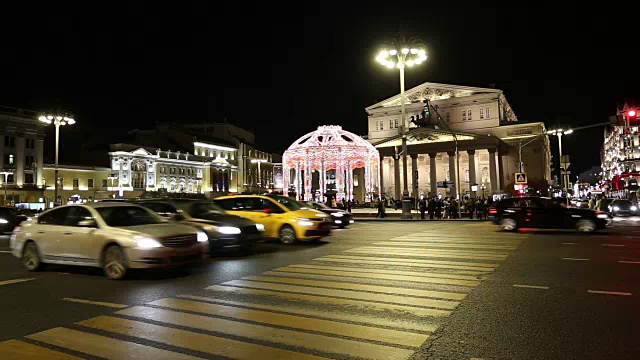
[515,173,527,184]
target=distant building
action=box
[601,106,640,196]
[577,166,601,185]
[367,82,551,199]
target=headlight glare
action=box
[0,218,8,224]
[333,213,344,217]
[255,224,265,231]
[296,218,314,226]
[197,231,209,242]
[632,206,638,211]
[613,206,620,211]
[135,236,163,249]
[218,226,241,235]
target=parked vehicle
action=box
[489,197,610,232]
[0,207,26,234]
[304,201,354,228]
[214,195,332,244]
[10,203,208,279]
[608,199,638,216]
[136,199,263,254]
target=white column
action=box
[36,139,44,187]
[304,161,312,200]
[411,154,418,199]
[489,149,498,194]
[378,156,384,199]
[15,135,25,186]
[295,162,302,198]
[468,150,477,198]
[394,156,401,199]
[448,151,457,197]
[336,163,345,200]
[429,153,437,196]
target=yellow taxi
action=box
[213,195,332,244]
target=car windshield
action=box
[273,196,306,211]
[97,206,165,227]
[313,202,330,210]
[186,202,226,219]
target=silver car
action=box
[10,203,208,279]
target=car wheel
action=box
[576,219,596,233]
[279,225,297,244]
[500,218,517,231]
[22,241,43,271]
[102,245,128,280]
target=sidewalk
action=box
[350,208,489,222]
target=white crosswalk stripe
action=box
[0,229,525,359]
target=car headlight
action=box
[255,224,265,232]
[135,236,163,249]
[296,218,314,226]
[632,206,638,211]
[613,206,620,211]
[0,218,8,224]
[597,214,609,219]
[218,226,241,235]
[333,213,344,217]
[197,231,209,242]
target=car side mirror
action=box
[171,213,185,221]
[78,219,97,228]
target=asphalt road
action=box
[0,219,639,359]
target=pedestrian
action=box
[468,199,475,219]
[595,196,602,211]
[391,197,397,210]
[347,199,352,213]
[588,197,595,210]
[419,198,427,219]
[428,197,436,220]
[436,199,442,219]
[376,198,385,218]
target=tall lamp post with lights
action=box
[375,39,427,219]
[38,112,75,206]
[547,128,573,202]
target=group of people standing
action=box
[375,196,491,220]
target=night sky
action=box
[1,3,639,177]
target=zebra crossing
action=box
[0,228,527,359]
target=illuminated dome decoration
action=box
[283,125,380,201]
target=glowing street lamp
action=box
[546,128,573,200]
[38,111,75,206]
[376,38,427,219]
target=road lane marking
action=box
[0,339,83,360]
[562,258,590,261]
[344,249,506,261]
[177,295,439,333]
[284,264,481,280]
[0,278,36,287]
[27,327,200,360]
[602,244,625,247]
[62,297,129,309]
[322,255,498,268]
[0,250,13,253]
[587,290,633,296]
[79,316,325,360]
[114,307,416,360]
[205,285,451,317]
[244,275,467,300]
[150,298,429,348]
[271,267,481,287]
[512,284,550,290]
[619,260,640,264]
[314,257,492,274]
[223,280,461,309]
[374,242,517,250]
[353,246,510,257]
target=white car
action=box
[10,203,208,279]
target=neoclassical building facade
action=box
[367,82,551,199]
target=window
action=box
[486,107,490,118]
[4,154,14,167]
[446,113,450,123]
[180,168,185,175]
[96,206,163,227]
[38,207,72,225]
[4,136,15,148]
[88,179,94,188]
[462,110,467,121]
[394,119,399,128]
[377,120,384,130]
[102,179,108,187]
[389,119,393,129]
[465,170,470,182]
[139,202,178,215]
[65,207,94,227]
[6,174,13,183]
[25,155,34,168]
[480,108,484,119]
[26,139,35,149]
[73,178,79,188]
[24,173,34,184]
[170,168,176,174]
[468,110,472,120]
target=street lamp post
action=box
[376,39,427,219]
[38,111,75,207]
[547,128,573,204]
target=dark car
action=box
[136,199,264,254]
[304,201,353,228]
[608,199,638,216]
[489,197,610,232]
[0,207,22,234]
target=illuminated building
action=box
[601,106,640,196]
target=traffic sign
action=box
[515,173,527,184]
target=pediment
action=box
[131,148,153,156]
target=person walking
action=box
[419,198,427,219]
[468,199,475,219]
[588,197,595,210]
[428,197,436,220]
[595,196,602,211]
[376,197,385,218]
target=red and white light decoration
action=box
[283,126,380,201]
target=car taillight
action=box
[488,207,497,215]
